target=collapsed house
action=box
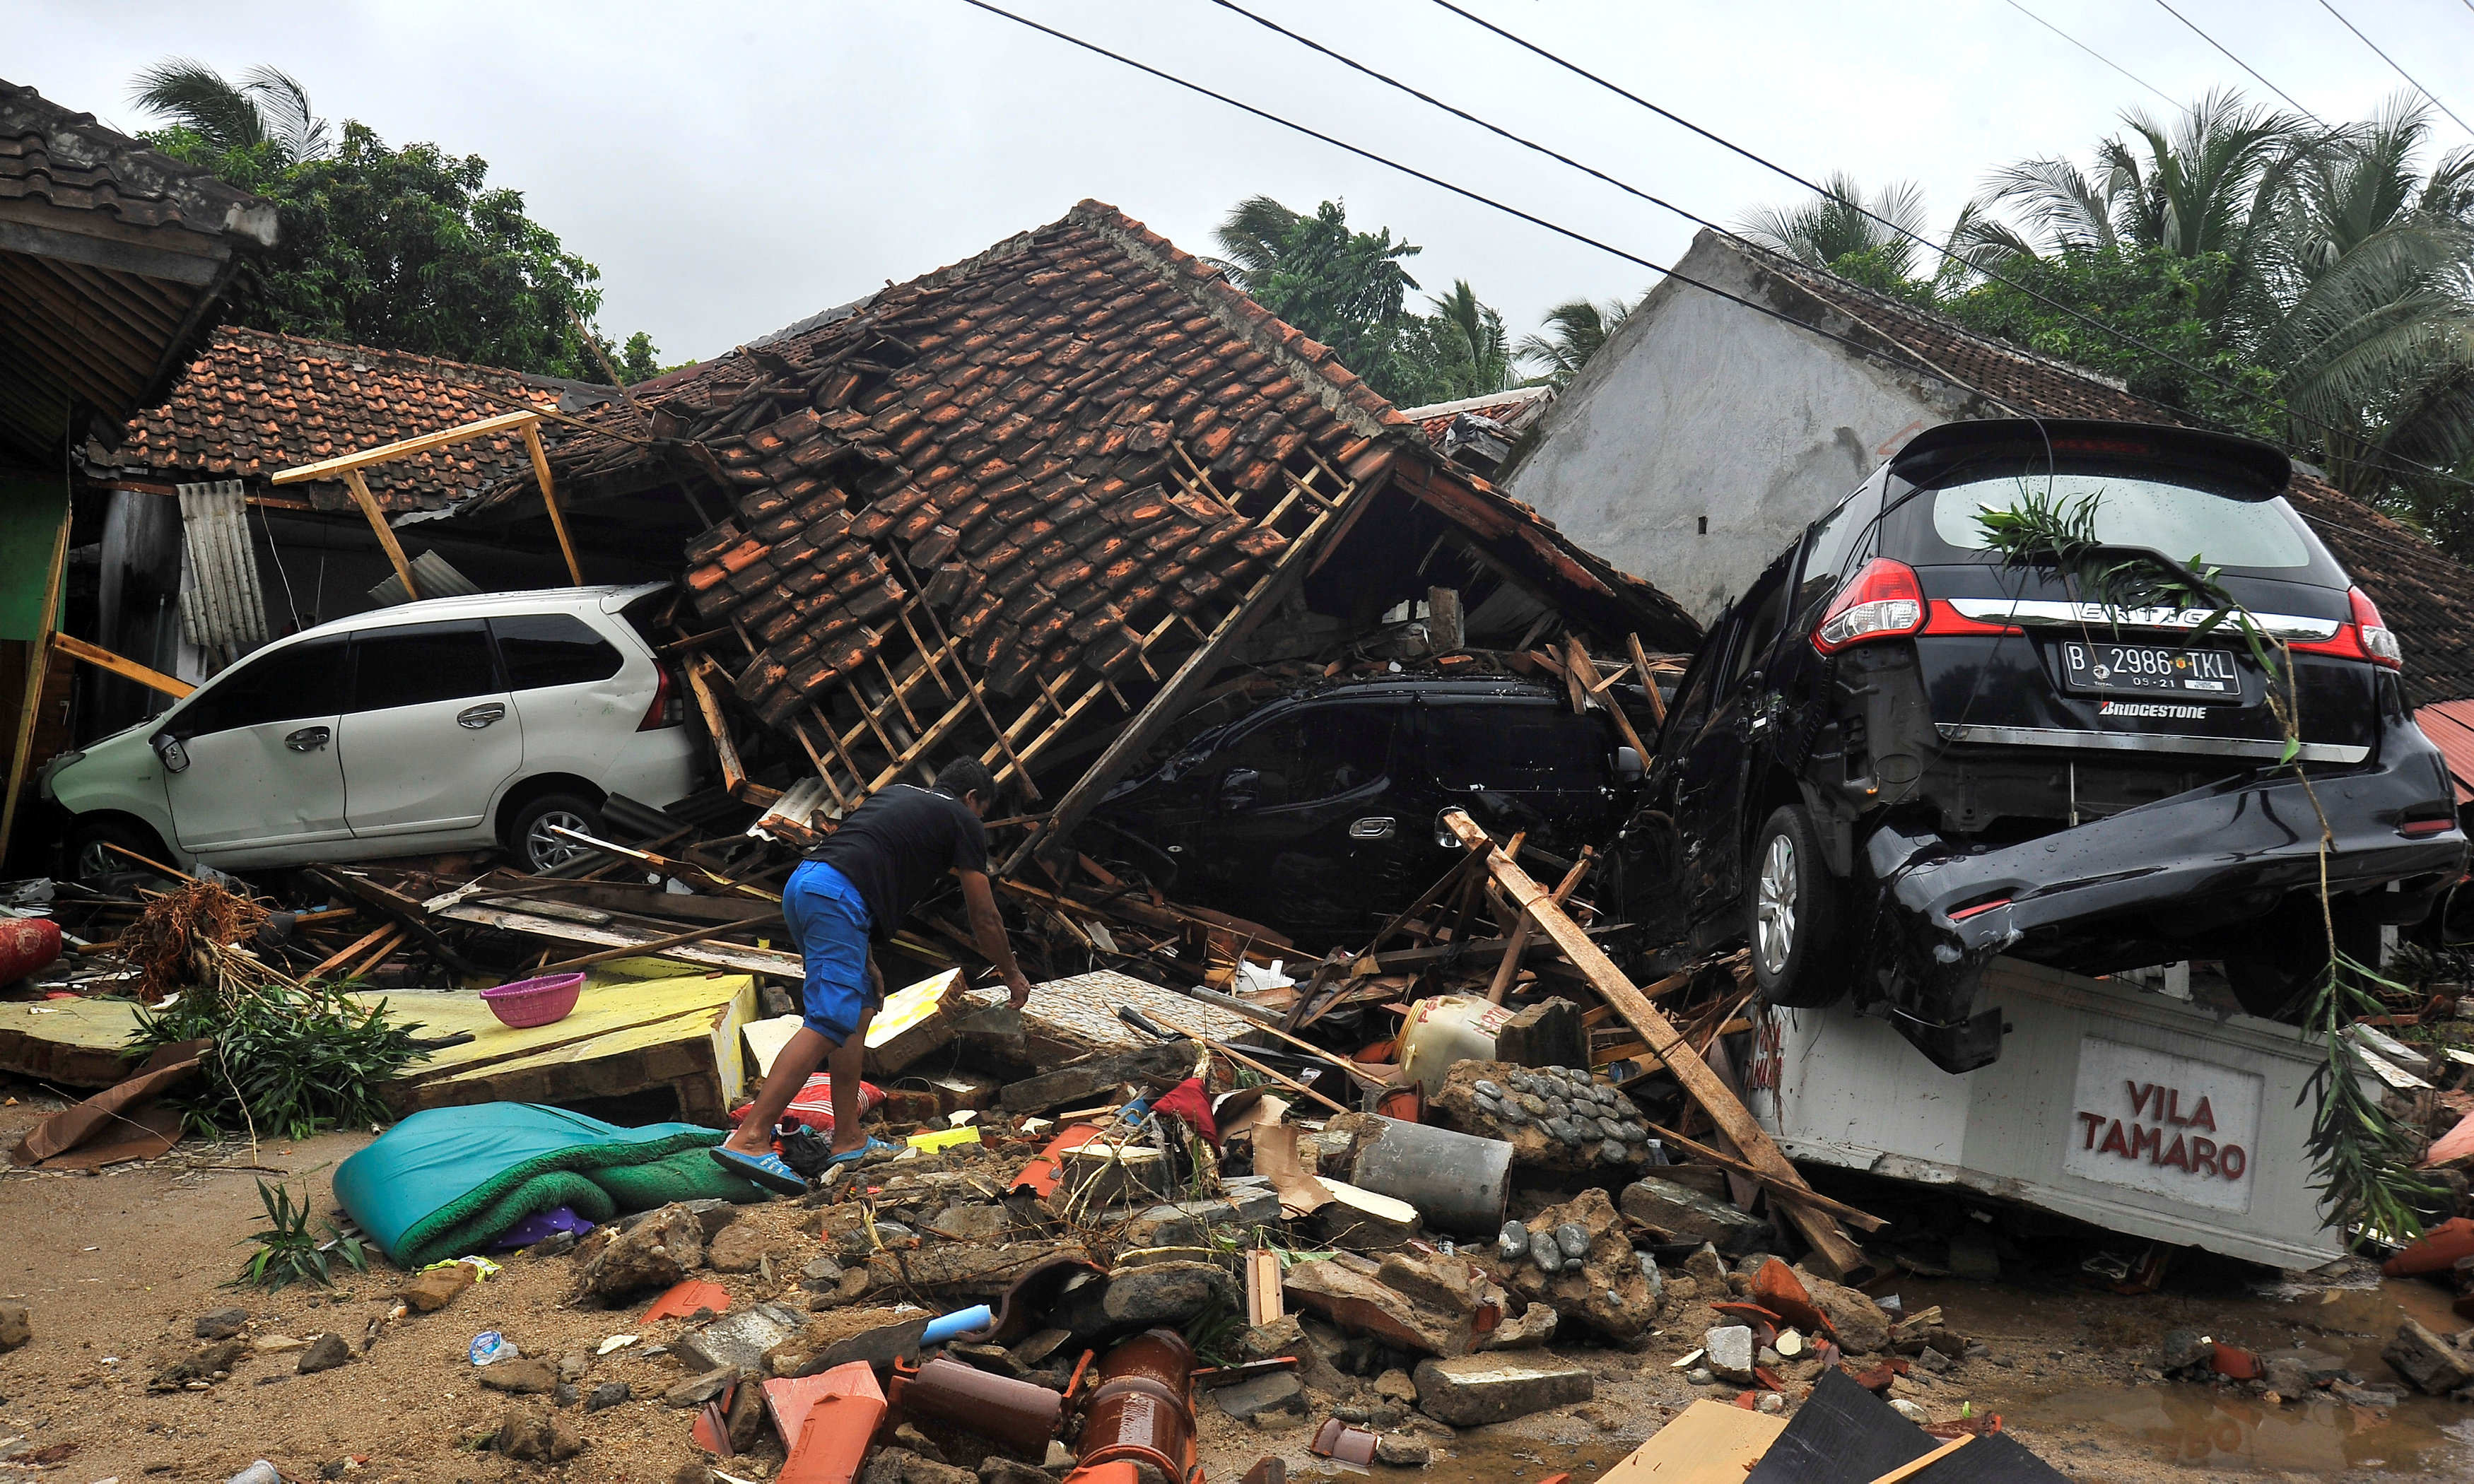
[446,200,1697,870]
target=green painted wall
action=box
[0,479,69,641]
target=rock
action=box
[1376,1250,1484,1319]
[1619,1178,1775,1255]
[801,1255,848,1292]
[726,1373,768,1451]
[526,1230,579,1259]
[494,1405,585,1462]
[1242,1315,1350,1394]
[558,1350,591,1383]
[1374,1367,1419,1403]
[1412,1354,1593,1425]
[675,1302,807,1373]
[1284,1258,1474,1357]
[479,1358,558,1395]
[1682,1244,1728,1288]
[150,1338,247,1391]
[2155,1329,2210,1372]
[1480,1302,1558,1350]
[1427,1060,1646,1177]
[977,1461,1053,1484]
[586,1381,631,1412]
[553,1382,579,1408]
[662,1365,741,1409]
[194,1307,247,1341]
[1798,1269,1890,1355]
[1508,1189,1655,1339]
[1375,1434,1433,1466]
[859,1448,977,1484]
[1757,1391,1786,1414]
[1497,1222,1530,1260]
[705,1223,768,1274]
[1052,1261,1235,1339]
[927,1203,1013,1244]
[394,1265,475,1313]
[1495,998,1588,1070]
[1212,1370,1304,1420]
[1554,1223,1591,1259]
[2263,1357,2311,1401]
[579,1203,705,1298]
[1704,1325,1757,1384]
[2384,1319,2474,1395]
[295,1333,351,1374]
[1120,1182,1282,1248]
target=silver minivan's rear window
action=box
[1930,473,2315,570]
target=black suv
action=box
[1090,676,1643,943]
[1629,419,2467,1072]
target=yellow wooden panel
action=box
[1598,1400,1786,1484]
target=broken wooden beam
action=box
[1441,808,1871,1279]
[49,632,193,698]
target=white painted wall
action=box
[1503,230,1976,623]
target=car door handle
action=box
[285,726,331,753]
[1349,817,1397,840]
[457,703,508,729]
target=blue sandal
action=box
[710,1146,808,1196]
[822,1136,902,1170]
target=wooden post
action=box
[1441,808,1870,1278]
[341,468,418,601]
[0,501,71,859]
[1564,639,1651,762]
[683,656,748,796]
[523,420,585,586]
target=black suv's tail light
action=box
[638,664,686,730]
[2290,587,2403,671]
[1814,558,1927,654]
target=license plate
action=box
[2060,641,2240,700]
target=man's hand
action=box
[960,868,1036,1011]
[1004,968,1034,1011]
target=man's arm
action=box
[958,868,1036,1008]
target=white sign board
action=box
[2062,1037,2263,1213]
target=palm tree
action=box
[129,59,330,163]
[1425,279,1513,396]
[1516,296,1635,387]
[1957,89,2318,324]
[1210,194,1302,291]
[1737,173,1931,279]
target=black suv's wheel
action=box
[64,816,173,885]
[1748,803,1847,1008]
[2225,894,2381,1020]
[505,791,605,874]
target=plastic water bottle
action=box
[469,1331,516,1365]
[227,1464,283,1484]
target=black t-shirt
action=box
[805,785,990,941]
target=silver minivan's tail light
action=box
[638,664,686,730]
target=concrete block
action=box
[1411,1353,1593,1425]
[1618,1176,1775,1255]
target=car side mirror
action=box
[1218,768,1260,813]
[151,732,190,775]
[1614,746,1644,783]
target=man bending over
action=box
[715,757,1034,1191]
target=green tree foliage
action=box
[1513,296,1635,387]
[1212,196,1516,406]
[131,59,653,383]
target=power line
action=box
[948,0,2029,416]
[2318,0,2474,142]
[2149,0,2327,127]
[2000,0,2176,106]
[1417,0,2474,498]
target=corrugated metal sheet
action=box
[2416,698,2474,803]
[174,481,269,664]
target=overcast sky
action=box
[20,1,2474,370]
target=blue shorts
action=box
[783,859,877,1047]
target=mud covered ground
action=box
[0,1091,2468,1484]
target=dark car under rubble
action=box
[1626,418,2470,1073]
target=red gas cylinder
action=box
[0,916,61,984]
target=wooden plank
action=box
[536,912,782,974]
[1244,1248,1284,1327]
[1865,1434,1971,1484]
[1627,632,1667,730]
[0,497,69,858]
[1643,1122,1889,1233]
[0,997,143,1088]
[268,408,541,484]
[50,632,193,698]
[683,656,747,794]
[435,902,802,977]
[522,420,585,586]
[339,468,419,601]
[1488,847,1593,1004]
[1597,1399,1786,1484]
[1442,808,1870,1278]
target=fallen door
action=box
[1746,956,2359,1269]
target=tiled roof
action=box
[92,326,575,512]
[496,200,1694,791]
[524,201,1414,731]
[2415,698,2474,803]
[1752,246,2474,709]
[1398,385,1551,448]
[0,80,275,245]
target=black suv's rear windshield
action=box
[1887,461,2341,582]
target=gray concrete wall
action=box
[1504,231,1971,623]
